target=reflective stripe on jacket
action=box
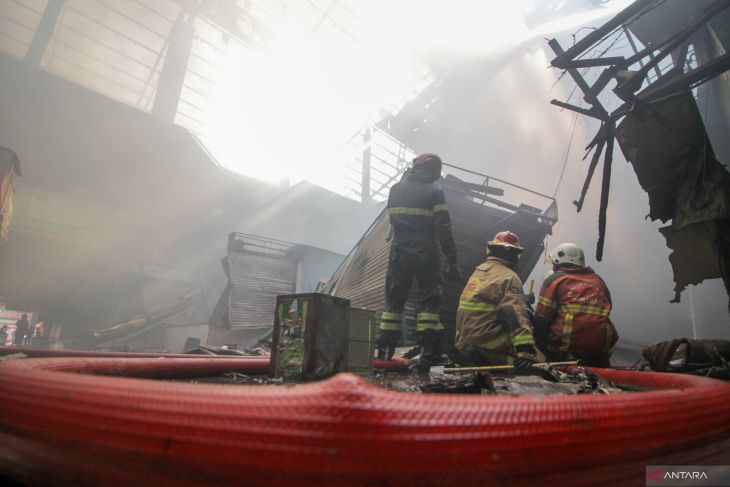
[534,267,618,355]
[455,257,533,352]
[387,169,457,266]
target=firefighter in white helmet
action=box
[534,242,618,367]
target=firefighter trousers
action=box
[380,240,444,333]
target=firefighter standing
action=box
[534,242,618,367]
[13,313,30,347]
[377,153,460,367]
[455,231,541,368]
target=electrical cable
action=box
[552,111,579,199]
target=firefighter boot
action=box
[377,330,401,361]
[418,329,444,372]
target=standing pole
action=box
[361,125,372,204]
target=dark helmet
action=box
[412,153,443,180]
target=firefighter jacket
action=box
[387,167,458,266]
[534,267,618,355]
[455,257,534,353]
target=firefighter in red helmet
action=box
[455,231,542,368]
[377,153,460,369]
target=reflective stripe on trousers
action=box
[379,311,402,331]
[560,313,573,352]
[416,312,444,332]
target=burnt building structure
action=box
[546,0,730,311]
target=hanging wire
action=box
[553,111,580,198]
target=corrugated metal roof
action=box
[325,168,557,347]
[328,211,390,311]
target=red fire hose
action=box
[0,356,728,486]
[0,346,269,359]
[0,345,410,370]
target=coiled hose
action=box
[0,355,728,486]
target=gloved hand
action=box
[524,292,535,306]
[446,262,463,281]
[513,344,539,369]
[377,329,401,360]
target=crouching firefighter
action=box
[454,231,542,368]
[377,153,460,369]
[534,242,618,367]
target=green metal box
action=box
[270,293,350,380]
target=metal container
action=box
[270,293,350,380]
[347,308,376,375]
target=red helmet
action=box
[412,153,443,175]
[488,231,523,250]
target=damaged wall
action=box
[542,0,730,323]
[615,93,730,305]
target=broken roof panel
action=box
[628,0,716,52]
[615,93,707,223]
[548,0,730,308]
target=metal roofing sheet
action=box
[228,249,297,331]
[325,170,556,347]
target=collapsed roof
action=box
[547,0,730,311]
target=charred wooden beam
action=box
[585,67,619,102]
[548,39,610,114]
[450,180,504,196]
[675,41,690,72]
[574,129,606,213]
[615,0,730,99]
[611,52,730,120]
[550,99,607,121]
[562,57,626,68]
[596,124,615,262]
[624,27,663,81]
[475,194,558,224]
[641,51,730,102]
[550,0,656,69]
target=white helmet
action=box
[549,242,585,268]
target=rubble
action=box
[180,365,627,396]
